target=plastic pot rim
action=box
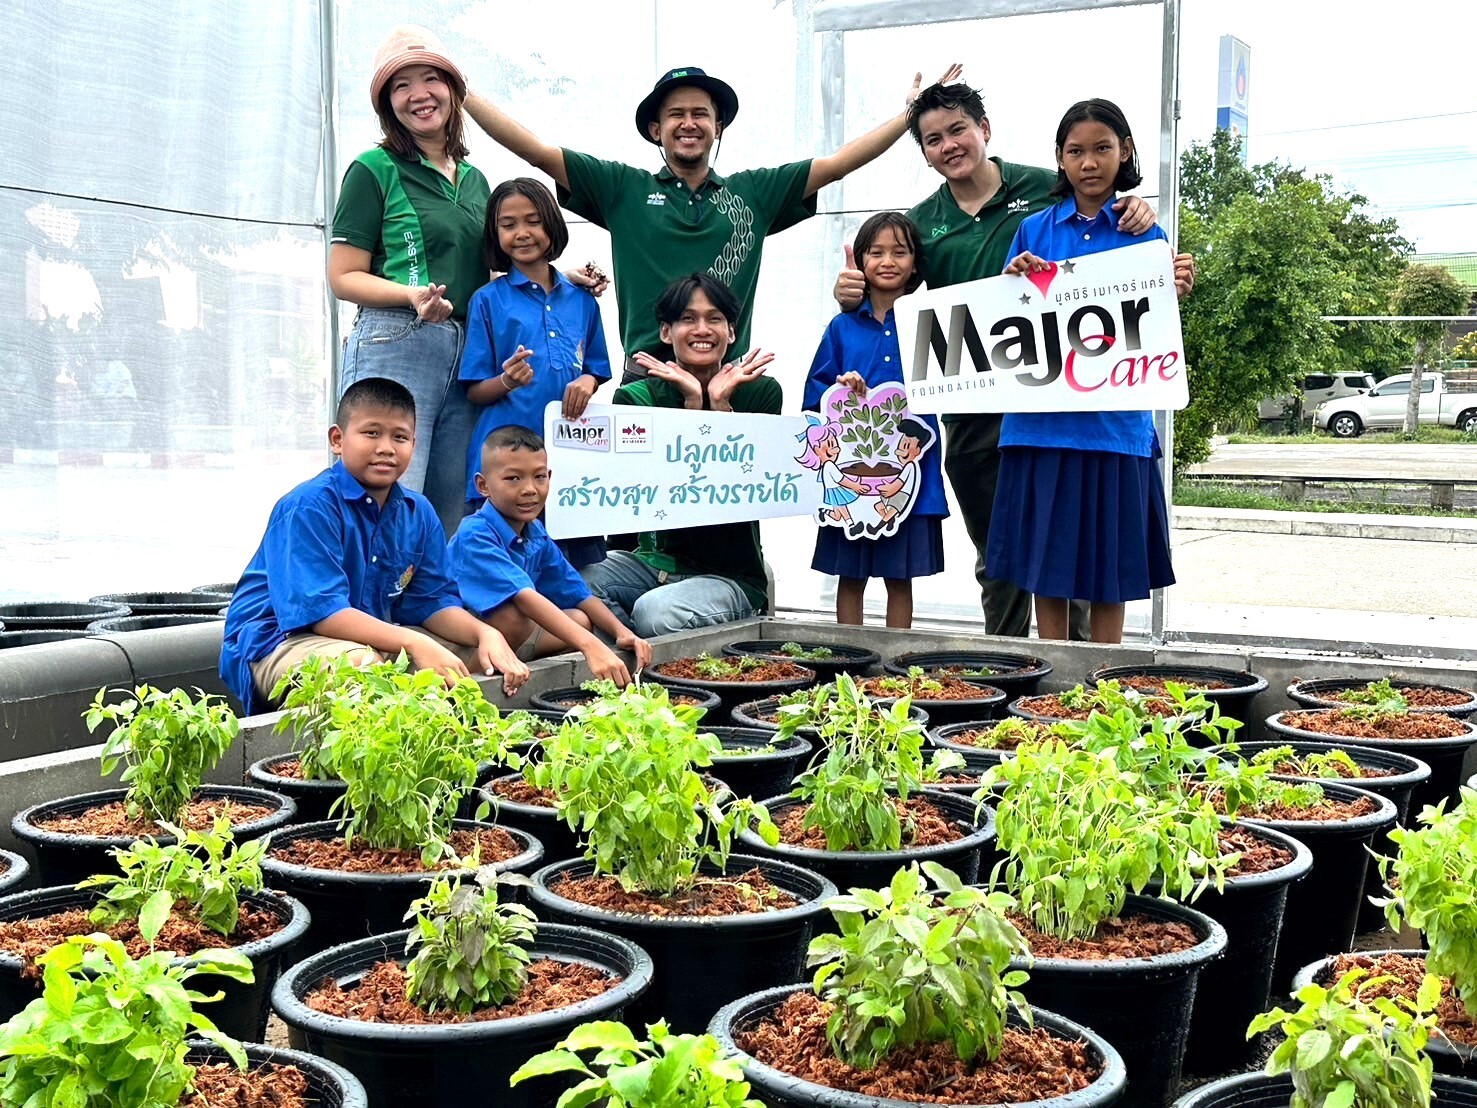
[1286,677,1477,716]
[730,698,931,734]
[11,785,297,850]
[861,679,1007,711]
[1265,710,1477,751]
[1211,739,1432,792]
[885,650,1054,682]
[1229,777,1400,836]
[1147,817,1314,896]
[1006,893,1228,974]
[0,849,30,893]
[530,684,722,714]
[706,728,813,766]
[709,982,1127,1108]
[185,1039,368,1105]
[271,922,654,1044]
[646,663,818,697]
[257,819,543,888]
[1170,1069,1477,1107]
[247,754,349,794]
[1088,663,1270,697]
[721,639,882,665]
[476,780,561,823]
[738,791,994,866]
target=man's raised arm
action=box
[463,92,569,189]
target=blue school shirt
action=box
[803,301,949,518]
[446,501,592,616]
[219,462,462,715]
[1000,198,1169,458]
[460,268,611,500]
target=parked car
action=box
[1313,373,1477,437]
[1257,373,1375,423]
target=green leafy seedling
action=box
[404,871,536,1014]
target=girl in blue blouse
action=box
[989,99,1194,644]
[803,212,948,629]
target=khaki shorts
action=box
[250,630,479,706]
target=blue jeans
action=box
[340,307,475,538]
[580,551,756,638]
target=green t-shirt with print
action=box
[331,147,492,321]
[559,151,815,360]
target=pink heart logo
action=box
[1027,262,1059,299]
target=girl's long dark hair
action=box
[1049,98,1142,199]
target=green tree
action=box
[1452,330,1477,363]
[1392,264,1470,434]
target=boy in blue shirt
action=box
[448,426,651,683]
[220,377,529,715]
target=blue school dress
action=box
[803,302,947,580]
[984,197,1175,603]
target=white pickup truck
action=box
[1312,373,1477,437]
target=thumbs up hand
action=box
[834,242,866,312]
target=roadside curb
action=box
[1173,506,1477,545]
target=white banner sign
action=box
[543,402,824,539]
[897,240,1188,415]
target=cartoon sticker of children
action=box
[873,416,936,532]
[796,416,873,537]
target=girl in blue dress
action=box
[988,99,1194,643]
[803,212,948,629]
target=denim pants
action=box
[340,307,475,538]
[580,550,756,638]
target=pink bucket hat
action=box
[369,25,465,107]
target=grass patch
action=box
[1173,481,1477,519]
[1226,426,1477,445]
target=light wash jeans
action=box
[340,307,475,538]
[580,550,756,639]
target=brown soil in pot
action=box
[1115,674,1232,694]
[557,692,708,708]
[34,797,277,837]
[550,867,797,917]
[1011,911,1201,960]
[1018,694,1176,720]
[947,721,1053,750]
[1326,952,1477,1047]
[0,903,283,975]
[654,658,811,683]
[1268,757,1394,780]
[183,1063,310,1107]
[860,675,995,702]
[1207,790,1379,822]
[270,828,522,874]
[1217,826,1295,877]
[305,957,616,1025]
[775,797,965,850]
[738,990,1101,1105]
[1282,711,1468,740]
[1328,685,1473,710]
[489,777,557,808]
[263,756,308,780]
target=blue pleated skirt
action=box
[812,513,945,581]
[986,447,1174,603]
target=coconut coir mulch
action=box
[738,991,1101,1104]
[1114,674,1233,694]
[1281,711,1468,740]
[861,675,997,702]
[183,1063,310,1107]
[35,797,277,837]
[1217,826,1295,877]
[488,777,557,807]
[551,867,797,917]
[306,957,615,1025]
[1017,695,1176,720]
[1327,952,1477,1046]
[557,693,708,708]
[948,722,1052,750]
[1328,685,1473,709]
[1269,758,1394,780]
[655,658,811,683]
[776,797,965,850]
[1208,790,1379,822]
[1012,911,1201,960]
[0,903,282,975]
[271,828,522,874]
[262,757,308,780]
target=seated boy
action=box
[219,377,529,715]
[448,426,651,683]
[581,273,779,637]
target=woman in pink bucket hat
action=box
[327,25,488,536]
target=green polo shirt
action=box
[331,147,492,321]
[908,158,1056,422]
[559,150,815,359]
[613,374,782,610]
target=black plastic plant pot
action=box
[729,697,929,744]
[1288,676,1477,719]
[0,884,310,1040]
[88,589,232,616]
[1216,738,1431,934]
[0,629,93,649]
[190,582,237,598]
[1233,778,1398,994]
[709,983,1127,1108]
[1171,1070,1477,1107]
[272,922,652,1108]
[928,720,1035,769]
[864,680,1007,726]
[885,649,1054,699]
[258,820,543,956]
[705,726,814,801]
[529,683,722,718]
[1265,710,1477,815]
[0,600,127,630]
[10,785,296,889]
[721,639,881,683]
[646,661,818,716]
[1088,663,1269,725]
[186,1040,368,1107]
[88,613,224,633]
[526,854,835,1034]
[1011,895,1227,1108]
[737,790,995,894]
[0,849,29,896]
[247,754,349,825]
[1144,820,1313,1077]
[1291,948,1476,1077]
[476,778,582,864]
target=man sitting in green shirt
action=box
[580,273,777,636]
[465,62,960,377]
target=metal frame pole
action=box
[319,0,341,415]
